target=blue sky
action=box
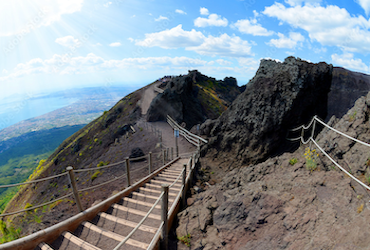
[1,0,370,100]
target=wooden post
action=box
[166,148,169,161]
[176,136,179,157]
[182,164,187,208]
[163,149,166,165]
[171,147,173,160]
[160,131,162,150]
[197,139,200,152]
[149,152,152,175]
[66,166,83,212]
[190,156,193,170]
[161,184,169,250]
[125,158,131,187]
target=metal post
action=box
[182,164,187,208]
[163,149,166,165]
[176,136,179,157]
[149,152,152,175]
[66,166,83,212]
[166,148,169,161]
[125,158,131,187]
[161,184,169,250]
[171,147,173,160]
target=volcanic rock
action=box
[146,70,241,129]
[327,67,370,121]
[205,57,333,165]
[129,147,145,160]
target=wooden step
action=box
[60,231,103,250]
[111,204,161,220]
[80,221,148,249]
[98,212,157,234]
[137,187,177,197]
[150,179,182,187]
[131,191,175,203]
[38,242,54,250]
[144,183,181,192]
[157,173,179,179]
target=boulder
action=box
[129,147,145,161]
[205,57,333,165]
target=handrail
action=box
[0,172,68,189]
[0,193,73,218]
[167,115,208,144]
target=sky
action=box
[1,0,370,100]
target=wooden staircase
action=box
[33,158,188,250]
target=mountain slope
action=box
[1,72,240,239]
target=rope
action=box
[129,155,148,161]
[314,117,370,148]
[78,174,127,193]
[290,115,317,132]
[147,221,164,250]
[74,159,127,173]
[113,192,164,250]
[169,168,185,188]
[0,192,73,217]
[0,172,68,189]
[311,139,370,191]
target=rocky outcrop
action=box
[146,70,241,129]
[327,67,370,121]
[316,91,370,176]
[205,57,333,165]
[176,150,370,250]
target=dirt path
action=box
[140,81,162,115]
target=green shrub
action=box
[304,147,319,172]
[178,234,191,247]
[289,158,298,165]
[91,170,101,181]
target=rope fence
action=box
[288,115,370,193]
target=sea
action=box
[0,95,79,131]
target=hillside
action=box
[1,71,241,239]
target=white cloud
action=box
[0,53,210,81]
[155,15,169,21]
[93,42,102,46]
[136,25,254,58]
[357,0,370,15]
[109,42,122,47]
[128,38,134,42]
[232,19,274,36]
[237,57,260,71]
[103,1,112,8]
[216,59,232,66]
[194,13,228,27]
[331,53,369,72]
[0,0,84,37]
[285,0,322,6]
[55,36,81,47]
[263,3,370,53]
[200,7,209,15]
[135,24,204,49]
[187,34,253,57]
[175,9,187,15]
[267,32,305,49]
[2,69,8,74]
